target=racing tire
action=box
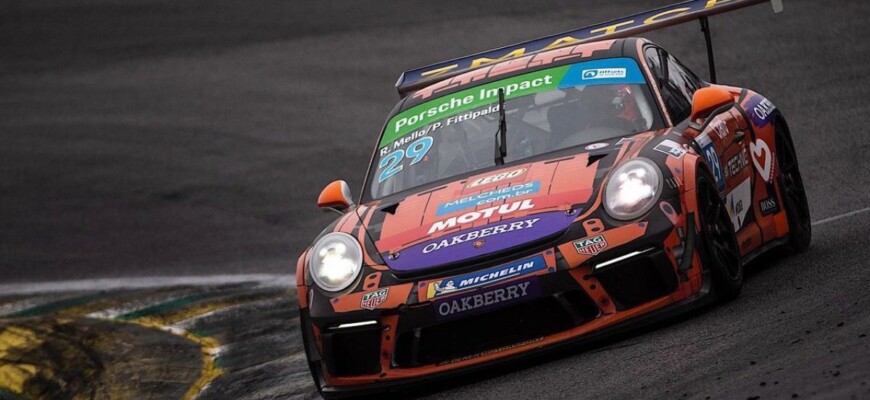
[697,172,743,301]
[774,117,811,253]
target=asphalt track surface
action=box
[2,0,870,399]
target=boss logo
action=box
[759,197,779,216]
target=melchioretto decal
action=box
[436,181,541,216]
[425,254,547,299]
[432,278,540,320]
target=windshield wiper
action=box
[494,88,507,166]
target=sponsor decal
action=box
[360,288,389,310]
[436,181,541,216]
[759,196,780,216]
[750,139,774,182]
[616,137,637,145]
[581,68,627,80]
[377,136,433,183]
[425,255,547,299]
[467,168,527,188]
[386,58,646,146]
[726,178,752,230]
[746,96,777,128]
[410,41,617,101]
[725,148,750,179]
[384,212,576,272]
[585,142,609,150]
[697,133,724,191]
[429,199,535,234]
[379,129,432,157]
[424,216,540,253]
[433,278,540,320]
[445,103,500,127]
[711,119,728,139]
[559,58,646,87]
[573,235,608,256]
[653,139,687,158]
[387,69,562,146]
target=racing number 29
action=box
[378,137,433,183]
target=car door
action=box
[645,46,758,244]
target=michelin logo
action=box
[582,68,627,80]
[426,255,547,299]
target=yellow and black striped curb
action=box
[0,284,313,400]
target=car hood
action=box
[357,135,655,274]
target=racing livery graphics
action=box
[297,1,808,398]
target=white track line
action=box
[812,206,870,226]
[0,274,294,296]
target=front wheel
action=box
[697,172,743,301]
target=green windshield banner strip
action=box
[381,67,568,147]
[380,58,643,147]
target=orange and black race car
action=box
[296,0,809,397]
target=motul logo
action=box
[428,199,535,234]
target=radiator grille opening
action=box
[394,289,598,367]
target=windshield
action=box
[368,57,662,199]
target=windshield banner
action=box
[381,57,645,148]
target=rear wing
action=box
[396,0,783,96]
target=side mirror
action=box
[317,180,355,213]
[690,86,735,122]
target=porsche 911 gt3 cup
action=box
[296,0,807,397]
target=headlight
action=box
[604,158,662,220]
[309,232,363,292]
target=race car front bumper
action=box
[302,209,710,396]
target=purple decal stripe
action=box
[384,211,575,272]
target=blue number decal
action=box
[378,150,404,183]
[703,145,725,191]
[406,137,433,165]
[377,137,434,183]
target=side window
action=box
[666,54,703,111]
[644,47,664,85]
[644,46,693,123]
